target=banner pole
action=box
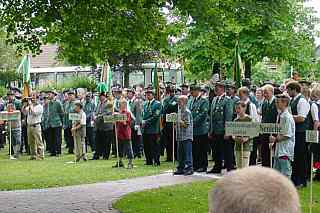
[172,121,175,172]
[269,134,273,168]
[115,123,120,167]
[241,142,244,168]
[9,121,12,160]
[309,153,314,213]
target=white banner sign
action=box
[259,123,284,135]
[69,113,81,121]
[225,122,287,137]
[166,113,177,123]
[0,111,21,121]
[306,130,319,144]
[103,114,128,123]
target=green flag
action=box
[16,55,30,83]
[233,41,243,88]
[153,63,160,101]
[106,63,113,93]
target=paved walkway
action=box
[0,172,220,213]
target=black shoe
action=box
[184,170,194,176]
[196,168,207,173]
[50,153,57,157]
[112,161,124,168]
[173,170,184,175]
[207,168,221,174]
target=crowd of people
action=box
[0,72,320,188]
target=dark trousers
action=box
[0,125,5,149]
[260,134,271,167]
[211,134,234,171]
[48,127,62,155]
[20,126,29,154]
[164,125,177,161]
[94,130,112,159]
[249,138,259,165]
[111,128,116,155]
[131,128,142,158]
[42,128,50,151]
[143,133,160,165]
[64,127,74,154]
[192,134,209,170]
[85,127,95,152]
[292,132,307,186]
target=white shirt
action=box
[311,101,320,122]
[244,98,259,122]
[80,110,86,125]
[291,94,310,118]
[27,104,43,125]
[274,109,295,159]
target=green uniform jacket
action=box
[63,100,75,128]
[142,99,161,134]
[47,100,64,128]
[187,96,209,136]
[209,94,234,135]
[161,95,178,125]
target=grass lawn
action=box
[114,180,320,213]
[0,147,172,191]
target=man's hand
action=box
[269,135,276,144]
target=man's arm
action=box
[294,98,310,123]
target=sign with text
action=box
[103,115,114,123]
[103,114,128,123]
[0,111,21,121]
[306,130,319,144]
[166,113,177,123]
[69,113,81,121]
[225,122,259,137]
[113,114,128,122]
[259,123,284,135]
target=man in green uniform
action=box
[188,84,209,172]
[83,93,96,152]
[47,90,64,156]
[208,82,234,174]
[161,85,178,161]
[64,90,76,154]
[142,89,162,166]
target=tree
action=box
[171,0,318,80]
[0,0,169,86]
[0,30,20,72]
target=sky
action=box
[305,0,320,45]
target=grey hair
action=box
[209,167,300,213]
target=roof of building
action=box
[30,45,63,68]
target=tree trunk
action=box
[123,57,130,87]
[212,62,220,75]
[244,60,251,79]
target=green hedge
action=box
[37,77,97,92]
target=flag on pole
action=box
[153,63,160,101]
[16,55,30,98]
[233,41,243,88]
[101,62,113,93]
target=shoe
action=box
[173,170,184,175]
[196,168,207,173]
[112,161,124,168]
[184,170,194,176]
[207,168,221,174]
[29,157,37,160]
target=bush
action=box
[37,77,97,92]
[0,86,7,97]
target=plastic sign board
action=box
[104,115,114,123]
[260,123,284,134]
[69,113,81,121]
[0,111,21,121]
[306,130,319,144]
[103,114,128,123]
[113,114,128,122]
[166,113,177,123]
[225,122,259,137]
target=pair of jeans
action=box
[10,128,21,156]
[274,157,292,178]
[177,139,193,171]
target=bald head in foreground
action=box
[209,167,300,213]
